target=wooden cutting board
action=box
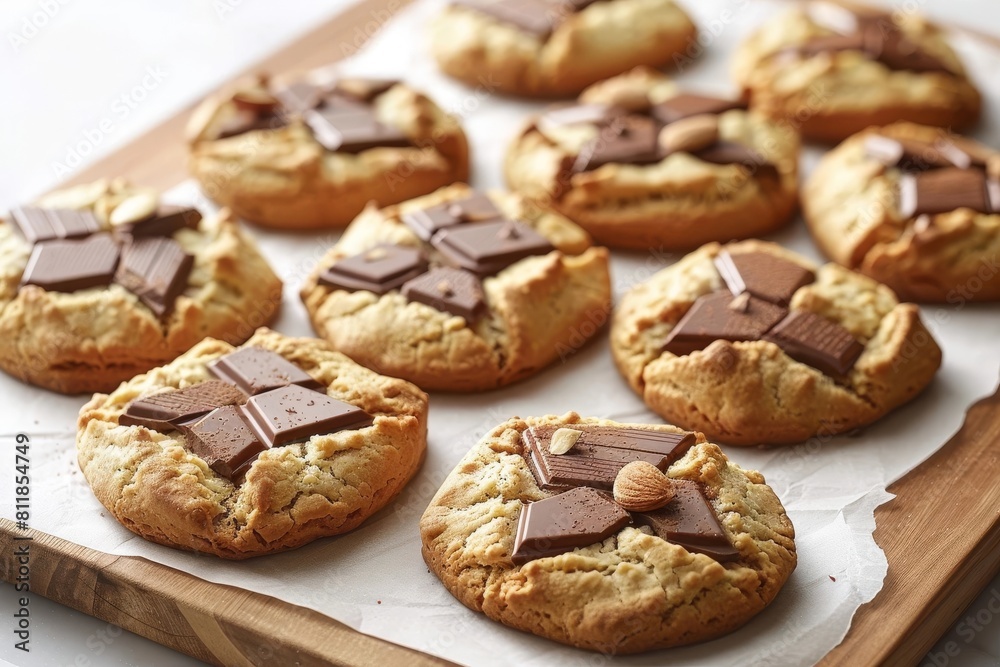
[2,1,999,665]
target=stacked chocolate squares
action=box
[220,75,411,155]
[513,425,737,564]
[12,204,200,317]
[663,251,865,377]
[120,347,373,482]
[317,192,555,321]
[862,133,1000,220]
[536,92,778,177]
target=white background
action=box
[0,1,999,666]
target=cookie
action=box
[420,412,796,653]
[0,179,281,395]
[186,72,469,229]
[300,183,611,391]
[430,0,697,98]
[804,122,1000,303]
[611,240,941,445]
[77,328,428,559]
[505,67,800,250]
[733,2,981,143]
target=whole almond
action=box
[549,428,583,455]
[109,192,159,226]
[613,461,676,512]
[659,114,720,155]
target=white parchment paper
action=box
[3,1,1000,665]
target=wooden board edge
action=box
[818,381,1000,666]
[0,520,456,667]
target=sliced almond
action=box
[109,191,159,226]
[548,428,583,455]
[36,179,110,211]
[659,114,719,155]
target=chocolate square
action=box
[185,406,267,480]
[208,347,324,395]
[651,93,747,125]
[21,233,120,293]
[401,266,486,321]
[763,310,864,376]
[714,250,815,305]
[318,244,428,295]
[433,219,554,277]
[241,384,374,447]
[662,291,788,356]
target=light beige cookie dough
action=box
[611,239,942,445]
[430,0,697,98]
[505,67,800,250]
[0,179,281,395]
[732,2,981,143]
[187,73,469,230]
[420,412,796,653]
[804,122,1000,303]
[300,183,611,391]
[77,328,428,559]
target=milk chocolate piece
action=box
[21,234,120,293]
[635,480,739,562]
[651,94,747,125]
[186,405,267,480]
[334,78,398,102]
[208,347,324,395]
[242,384,374,447]
[120,380,247,431]
[319,244,428,294]
[714,251,815,305]
[864,135,972,171]
[304,105,410,153]
[574,115,662,171]
[522,425,696,491]
[401,192,504,241]
[433,219,554,277]
[764,311,865,376]
[115,237,194,317]
[452,0,558,37]
[401,267,486,321]
[899,168,990,218]
[511,487,631,564]
[274,81,322,114]
[662,291,788,356]
[115,205,202,238]
[9,206,101,244]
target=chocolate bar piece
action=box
[402,267,486,321]
[764,310,865,376]
[899,168,990,218]
[693,141,778,179]
[452,0,559,37]
[662,291,788,356]
[208,347,324,395]
[21,233,120,293]
[304,105,410,153]
[574,115,662,171]
[864,135,972,171]
[635,480,739,562]
[10,206,101,244]
[114,205,202,238]
[401,192,504,241]
[433,219,554,277]
[651,93,747,125]
[242,384,374,447]
[512,487,631,564]
[119,380,247,431]
[714,250,815,305]
[334,78,399,102]
[273,80,322,114]
[318,244,428,295]
[522,425,696,491]
[115,237,194,317]
[185,405,267,480]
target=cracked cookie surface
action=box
[0,179,281,394]
[505,67,800,250]
[419,412,796,653]
[732,3,981,143]
[804,122,1000,303]
[610,240,941,445]
[430,0,697,98]
[77,328,428,559]
[300,183,612,392]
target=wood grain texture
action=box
[0,521,455,667]
[2,0,999,665]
